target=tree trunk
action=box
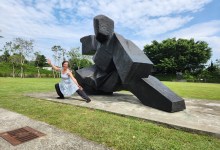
[20,65,23,78]
[12,64,15,78]
[77,62,80,70]
[56,71,59,78]
[20,54,24,78]
[53,69,55,78]
[37,68,41,78]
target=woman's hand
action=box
[47,59,52,65]
[78,85,83,90]
[47,59,60,71]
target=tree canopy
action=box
[34,52,47,68]
[67,47,93,70]
[0,50,10,62]
[143,38,212,74]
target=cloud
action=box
[0,0,92,59]
[135,16,193,36]
[0,0,217,61]
[0,0,212,38]
[74,0,211,36]
[170,20,220,38]
[131,20,220,63]
[0,1,91,39]
[203,36,220,61]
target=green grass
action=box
[121,81,220,100]
[0,77,220,150]
[163,81,220,100]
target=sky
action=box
[0,0,219,62]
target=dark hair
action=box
[62,61,69,67]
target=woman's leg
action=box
[76,89,91,103]
[55,83,64,98]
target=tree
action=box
[0,50,10,62]
[8,54,20,77]
[51,45,63,78]
[4,42,14,55]
[207,61,217,72]
[209,59,220,75]
[68,47,81,70]
[68,47,93,70]
[79,58,93,68]
[0,42,14,62]
[143,38,212,74]
[51,45,64,66]
[13,38,34,78]
[197,60,220,83]
[1,41,18,77]
[34,53,46,68]
[34,51,46,78]
[216,59,220,69]
[61,48,66,61]
[215,59,220,77]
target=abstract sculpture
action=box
[75,15,186,112]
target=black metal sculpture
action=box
[75,15,186,112]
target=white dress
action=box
[59,68,79,97]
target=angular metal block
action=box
[93,15,114,43]
[99,71,122,92]
[112,33,153,84]
[127,75,186,112]
[80,35,99,55]
[75,65,106,92]
[92,36,115,72]
[75,65,113,95]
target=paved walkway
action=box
[27,91,220,138]
[0,108,110,150]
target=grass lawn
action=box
[163,81,220,100]
[0,77,220,150]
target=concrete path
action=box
[0,108,110,150]
[27,91,220,138]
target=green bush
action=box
[154,71,220,83]
[183,71,196,82]
[154,74,176,81]
[0,62,53,78]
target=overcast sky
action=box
[0,0,219,62]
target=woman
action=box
[47,59,91,103]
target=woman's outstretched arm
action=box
[47,59,61,71]
[67,71,83,90]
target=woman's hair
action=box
[62,61,69,67]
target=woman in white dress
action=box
[47,59,91,103]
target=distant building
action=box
[42,67,52,71]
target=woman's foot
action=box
[57,97,64,99]
[86,98,91,103]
